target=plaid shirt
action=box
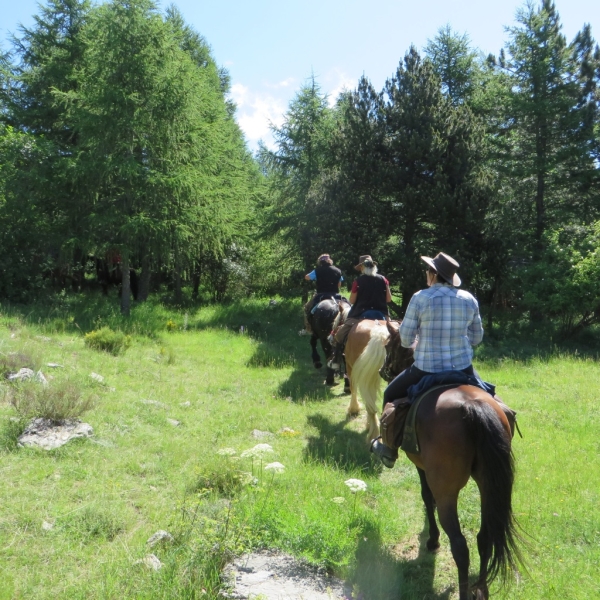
[400,283,483,372]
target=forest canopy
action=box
[1,0,599,334]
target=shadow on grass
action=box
[194,298,339,403]
[347,517,453,600]
[303,413,379,473]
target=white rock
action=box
[35,370,49,386]
[147,530,174,547]
[141,399,167,408]
[135,554,163,571]
[42,520,54,531]
[18,418,93,450]
[90,372,104,383]
[167,418,180,427]
[179,401,191,407]
[252,429,274,439]
[7,368,34,382]
[47,363,64,368]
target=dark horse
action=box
[380,321,522,599]
[308,298,349,387]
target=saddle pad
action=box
[401,384,459,455]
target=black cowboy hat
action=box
[421,252,461,287]
[354,255,378,271]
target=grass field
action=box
[0,294,599,599]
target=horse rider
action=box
[381,252,483,407]
[328,254,392,369]
[303,254,343,333]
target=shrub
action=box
[84,327,131,355]
[8,380,97,422]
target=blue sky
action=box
[2,0,599,150]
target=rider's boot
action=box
[327,342,342,370]
[370,438,398,468]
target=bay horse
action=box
[308,298,350,386]
[337,312,412,441]
[381,321,522,600]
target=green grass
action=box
[0,294,598,599]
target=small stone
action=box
[167,418,180,427]
[147,530,174,547]
[47,363,64,368]
[35,370,49,386]
[7,368,34,382]
[179,401,191,407]
[141,399,167,408]
[36,336,52,342]
[90,372,104,383]
[252,429,274,439]
[42,520,54,531]
[135,554,163,571]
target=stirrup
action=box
[370,437,397,469]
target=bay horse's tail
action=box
[351,325,389,421]
[464,400,522,588]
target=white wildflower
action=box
[240,443,274,459]
[217,448,237,456]
[331,497,346,504]
[264,462,285,473]
[344,478,367,493]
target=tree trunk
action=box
[174,268,183,305]
[121,254,131,316]
[192,260,201,301]
[138,254,152,302]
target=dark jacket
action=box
[348,274,388,319]
[315,265,342,294]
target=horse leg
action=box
[310,334,322,369]
[436,495,471,600]
[474,492,491,600]
[343,373,351,394]
[321,337,336,385]
[417,468,440,551]
[346,365,360,417]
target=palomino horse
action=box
[381,321,522,600]
[308,298,350,386]
[337,312,412,441]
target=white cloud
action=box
[324,70,356,106]
[265,77,296,89]
[230,84,287,150]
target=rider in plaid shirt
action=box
[382,252,484,405]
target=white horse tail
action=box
[351,324,390,423]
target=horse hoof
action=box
[343,386,351,395]
[325,379,338,386]
[313,361,323,369]
[426,539,441,552]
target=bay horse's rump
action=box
[405,385,520,599]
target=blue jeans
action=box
[382,364,479,410]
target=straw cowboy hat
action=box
[354,255,378,271]
[421,252,461,287]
